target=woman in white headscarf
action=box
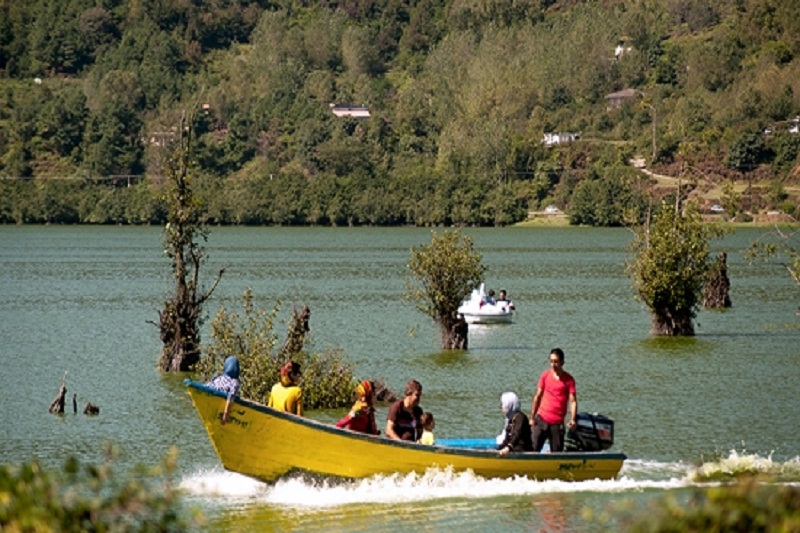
[497,391,533,455]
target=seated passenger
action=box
[206,355,241,425]
[497,289,515,311]
[418,412,435,445]
[386,379,423,441]
[485,289,497,305]
[267,360,303,416]
[336,380,379,435]
[497,391,533,455]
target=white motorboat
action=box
[457,283,514,324]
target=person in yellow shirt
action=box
[268,361,303,416]
[418,412,435,445]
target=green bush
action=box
[197,289,356,409]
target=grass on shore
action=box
[515,214,571,228]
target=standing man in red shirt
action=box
[530,348,577,452]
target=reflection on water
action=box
[1,225,799,531]
[525,494,570,532]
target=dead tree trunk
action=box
[440,313,469,350]
[280,305,311,358]
[450,314,469,350]
[703,252,732,309]
[48,372,67,414]
[374,379,398,403]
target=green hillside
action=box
[1,0,798,225]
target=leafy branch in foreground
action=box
[196,289,356,409]
[0,446,200,531]
[620,476,800,532]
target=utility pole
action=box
[636,90,657,164]
[641,101,656,164]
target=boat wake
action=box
[178,451,800,509]
[687,449,800,482]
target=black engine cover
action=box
[564,412,614,452]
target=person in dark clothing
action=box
[497,289,515,311]
[386,379,423,441]
[497,391,533,455]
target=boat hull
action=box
[460,311,513,324]
[457,283,515,324]
[185,381,625,483]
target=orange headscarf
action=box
[279,361,301,387]
[356,380,374,405]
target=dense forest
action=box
[1,0,799,225]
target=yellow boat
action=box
[185,380,626,482]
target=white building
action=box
[330,104,371,118]
[542,132,580,146]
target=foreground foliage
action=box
[195,289,356,409]
[621,476,800,532]
[628,200,727,335]
[4,458,796,532]
[0,447,198,532]
[407,230,486,349]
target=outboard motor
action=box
[564,412,614,452]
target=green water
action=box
[1,225,798,531]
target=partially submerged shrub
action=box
[197,289,356,409]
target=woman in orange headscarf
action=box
[335,380,379,435]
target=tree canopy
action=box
[1,0,799,226]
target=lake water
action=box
[1,225,798,531]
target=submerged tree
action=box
[407,230,486,349]
[155,112,224,371]
[703,252,732,309]
[628,200,725,335]
[746,225,800,296]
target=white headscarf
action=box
[497,391,521,445]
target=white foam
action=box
[689,450,800,480]
[180,464,683,508]
[179,452,800,508]
[180,468,268,499]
